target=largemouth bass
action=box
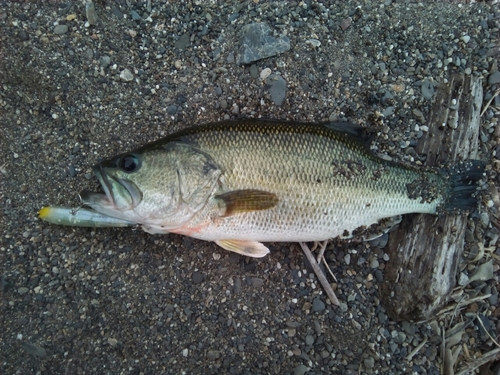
[41,120,484,257]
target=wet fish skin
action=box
[79,119,484,257]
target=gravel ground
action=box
[2,1,500,374]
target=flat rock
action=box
[22,343,47,358]
[267,74,287,106]
[53,25,68,34]
[237,23,290,65]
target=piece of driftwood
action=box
[380,73,483,321]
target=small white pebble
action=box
[182,348,188,357]
[260,68,272,80]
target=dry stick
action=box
[321,256,338,282]
[311,241,338,281]
[456,348,500,375]
[299,242,340,306]
[475,313,500,348]
[406,337,428,361]
[480,87,500,117]
[316,240,328,264]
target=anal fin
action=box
[215,239,270,258]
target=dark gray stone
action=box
[131,10,142,21]
[294,364,310,375]
[192,271,204,284]
[312,297,325,312]
[175,33,190,51]
[488,71,500,85]
[421,79,435,100]
[22,343,47,358]
[267,74,287,106]
[53,25,68,34]
[86,1,98,25]
[167,105,178,115]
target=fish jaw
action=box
[79,164,143,222]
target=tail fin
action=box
[442,160,485,212]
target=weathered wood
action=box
[380,73,483,321]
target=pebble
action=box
[167,105,178,115]
[458,272,469,286]
[207,349,220,360]
[131,10,142,21]
[266,74,287,106]
[305,334,315,345]
[22,343,47,358]
[488,71,500,85]
[468,260,494,283]
[18,287,29,295]
[100,55,111,67]
[293,364,310,375]
[344,254,351,265]
[175,33,190,50]
[252,277,264,287]
[312,297,325,312]
[306,39,321,47]
[249,64,258,79]
[420,79,435,100]
[260,68,272,81]
[237,23,290,64]
[85,48,93,60]
[378,311,387,324]
[86,1,98,25]
[53,25,68,34]
[192,271,204,284]
[120,69,134,82]
[341,18,351,31]
[363,356,375,369]
[313,320,322,335]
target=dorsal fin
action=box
[324,122,373,146]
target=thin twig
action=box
[316,240,328,264]
[435,294,491,317]
[475,313,500,348]
[299,242,340,306]
[321,256,338,282]
[480,87,500,117]
[406,337,428,361]
[456,348,500,375]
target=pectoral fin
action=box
[215,189,278,217]
[215,239,270,258]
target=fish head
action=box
[80,142,221,229]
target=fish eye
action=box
[118,154,141,173]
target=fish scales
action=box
[148,120,442,242]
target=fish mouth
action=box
[80,165,142,213]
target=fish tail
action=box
[442,160,485,212]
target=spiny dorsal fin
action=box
[215,239,270,258]
[215,189,278,217]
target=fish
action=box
[40,119,485,258]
